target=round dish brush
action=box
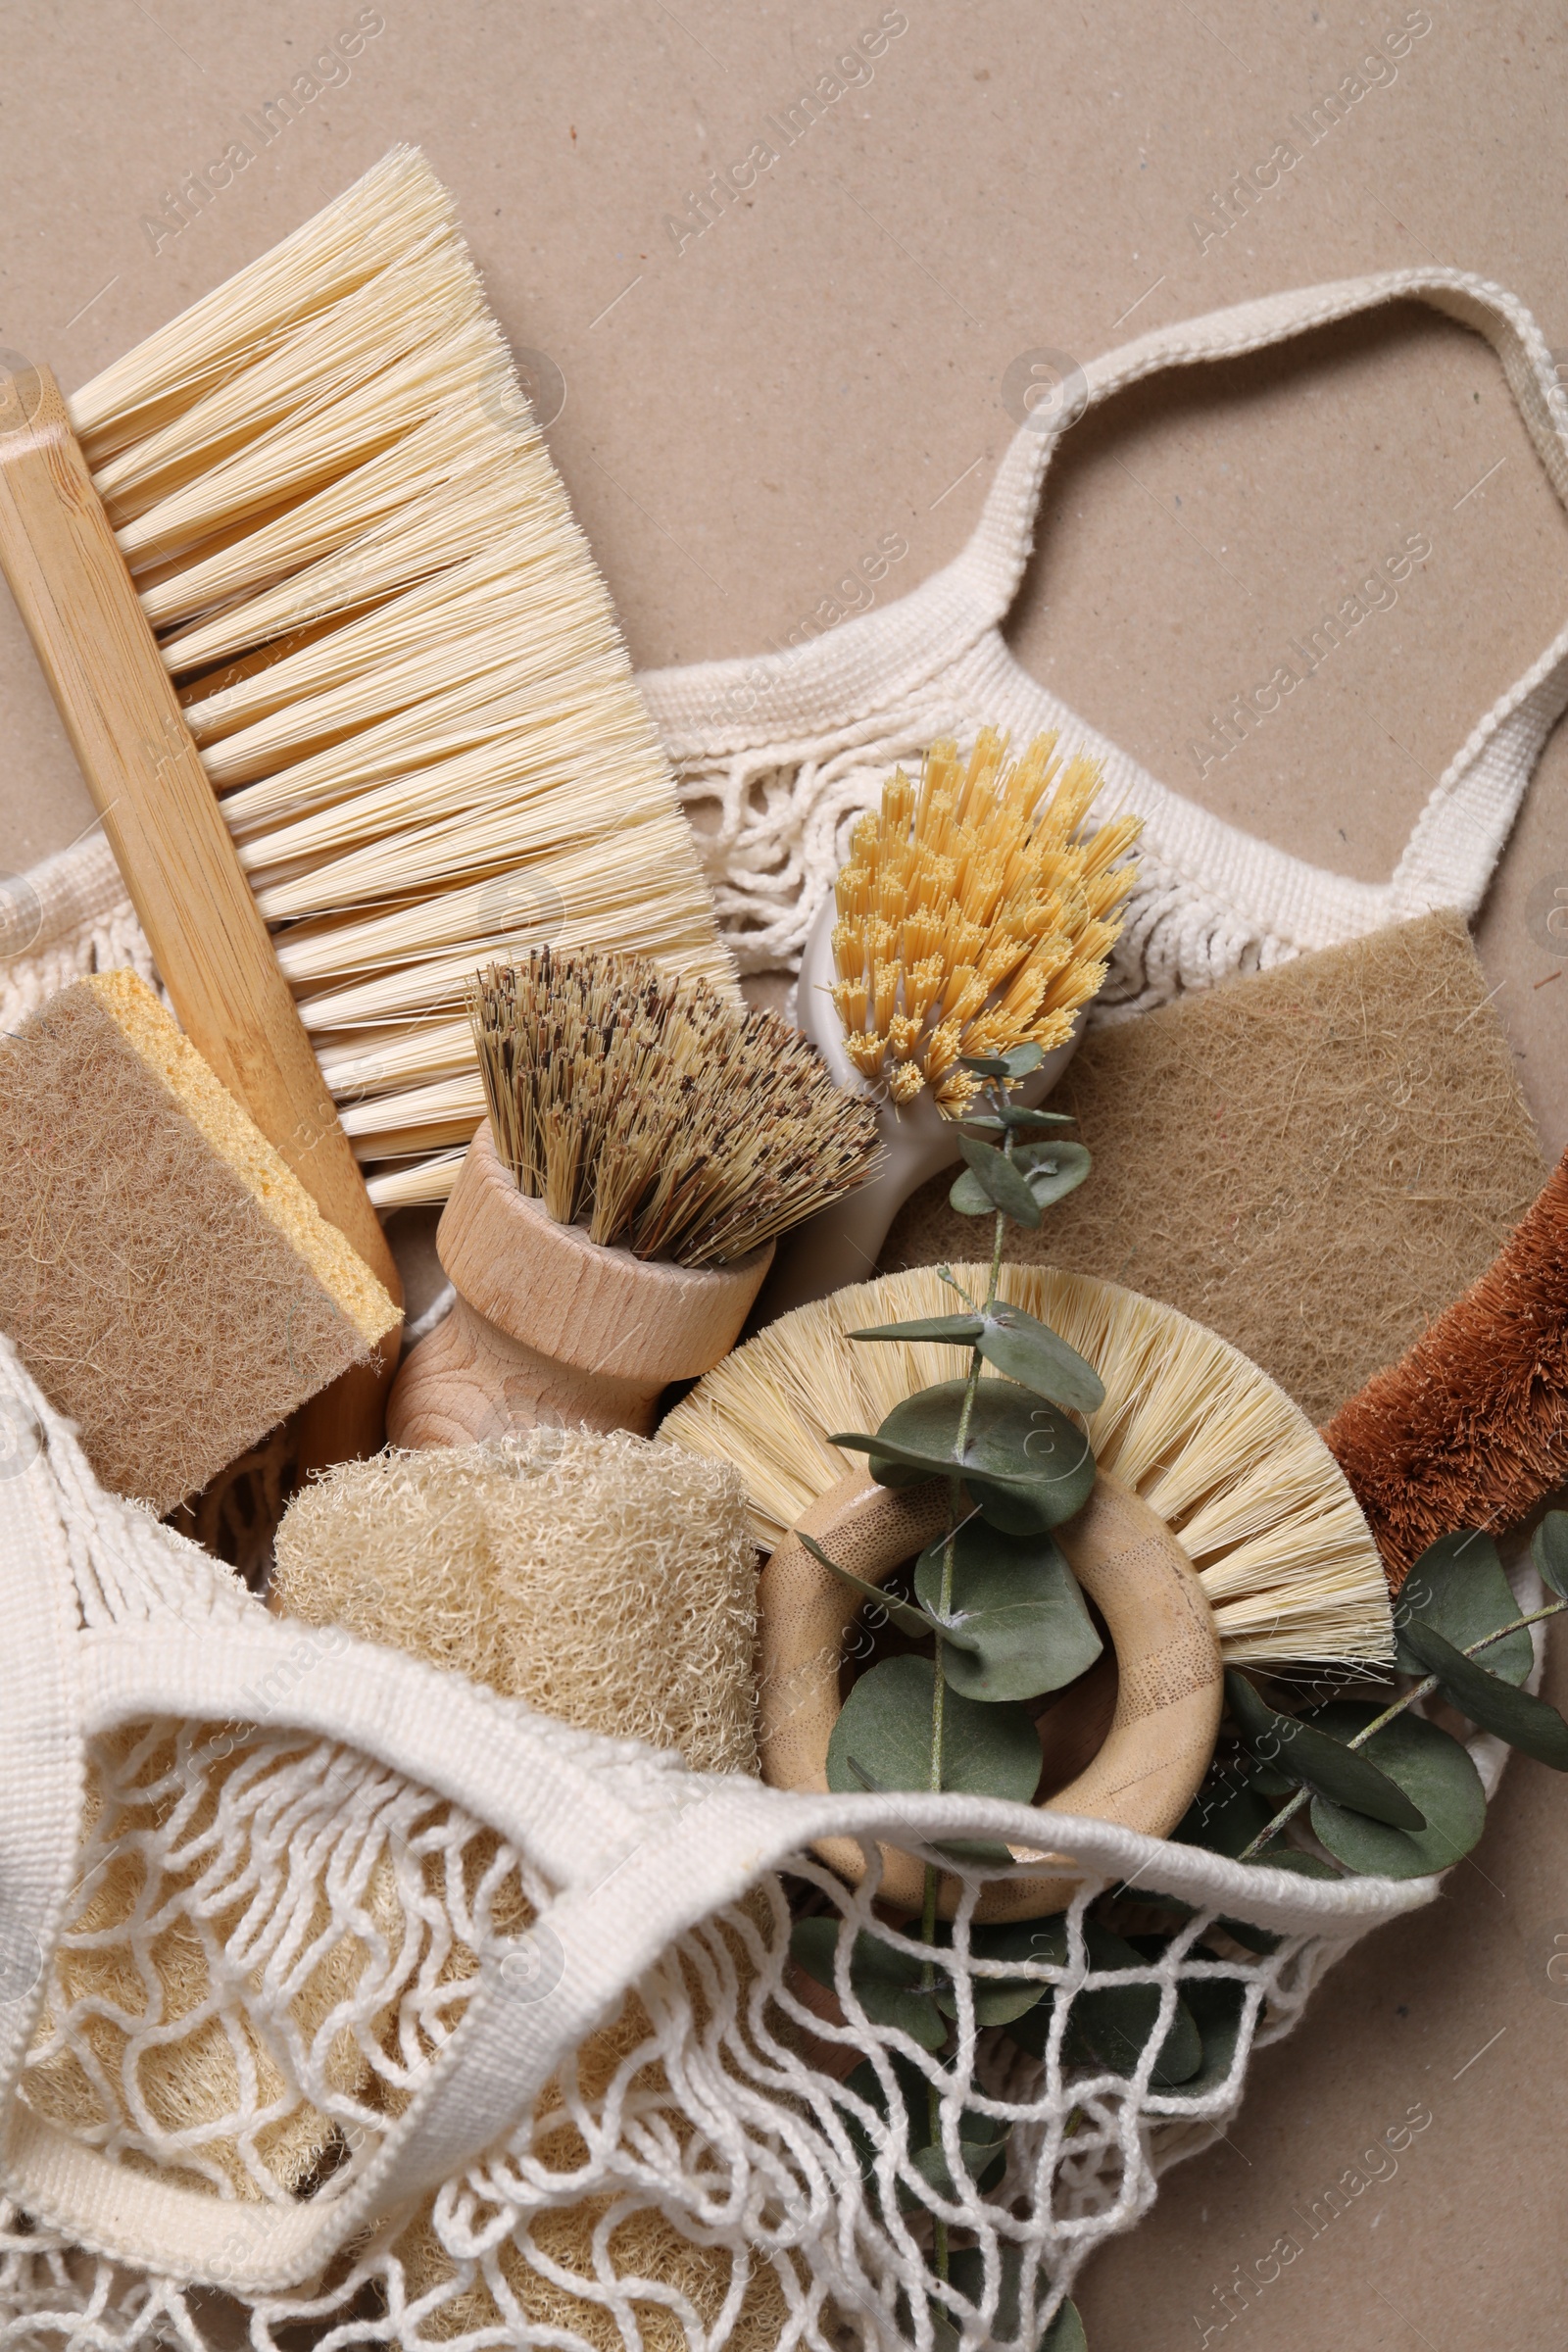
[387,948,880,1446]
[759,729,1142,1317]
[662,1261,1393,1673]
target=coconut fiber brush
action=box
[1324,1145,1568,1583]
[387,948,880,1446]
[0,147,730,1458]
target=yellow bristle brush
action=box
[0,146,731,1463]
[759,729,1141,1318]
[662,1262,1394,1673]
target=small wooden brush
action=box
[387,950,880,1446]
[0,148,731,1462]
[761,730,1141,1316]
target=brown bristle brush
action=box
[0,147,731,1466]
[386,948,881,1446]
[1325,1146,1568,1581]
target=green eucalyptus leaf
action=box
[934,1915,1065,2027]
[950,1136,1093,1216]
[1395,1531,1533,1686]
[1305,1701,1487,1878]
[842,2052,1009,2214]
[825,1655,1042,1802]
[1014,1139,1093,1210]
[1532,1510,1568,1601]
[835,1380,1098,1533]
[957,1041,1046,1081]
[1073,1923,1204,2085]
[908,2128,1010,2203]
[1152,1975,1250,2101]
[939,2249,1083,2352]
[788,1918,948,2048]
[960,1105,1077,1134]
[796,1531,970,1648]
[977,1301,1105,1414]
[948,1166,997,1216]
[956,1137,1042,1228]
[848,1313,985,1346]
[914,1522,1102,1701]
[1173,1774,1280,1859]
[1224,1670,1425,1830]
[1042,2300,1088,2352]
[1009,1922,1202,2083]
[1396,1621,1568,1769]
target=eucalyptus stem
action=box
[1236,1593,1568,1861]
[921,1082,1016,2282]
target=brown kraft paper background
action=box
[2,5,1565,2342]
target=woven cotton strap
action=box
[10,1625,1436,2294]
[639,266,1568,972]
[0,1344,1444,2296]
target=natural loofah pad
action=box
[0,969,399,1512]
[272,1429,760,1777]
[882,910,1546,1425]
[272,1429,770,2344]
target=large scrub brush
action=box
[0,147,731,1461]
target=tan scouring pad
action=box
[0,970,400,1511]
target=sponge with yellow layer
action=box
[0,969,400,1513]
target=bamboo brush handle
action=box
[759,1464,1224,1921]
[0,362,401,1458]
[387,1119,772,1447]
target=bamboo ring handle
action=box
[759,1465,1224,1921]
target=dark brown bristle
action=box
[1323,1149,1568,1585]
[469,949,880,1267]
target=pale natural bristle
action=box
[69,145,732,1206]
[662,1263,1394,1670]
[832,728,1140,1113]
[471,948,880,1267]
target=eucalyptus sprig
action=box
[1177,1514,1568,1882]
[798,1042,1100,2320]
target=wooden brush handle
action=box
[387,1119,771,1447]
[0,363,400,1460]
[759,1464,1224,1921]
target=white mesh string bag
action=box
[0,1336,1530,2352]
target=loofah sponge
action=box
[271,1428,760,1777]
[0,970,399,1512]
[272,1430,773,2344]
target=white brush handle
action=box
[758,891,1082,1321]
